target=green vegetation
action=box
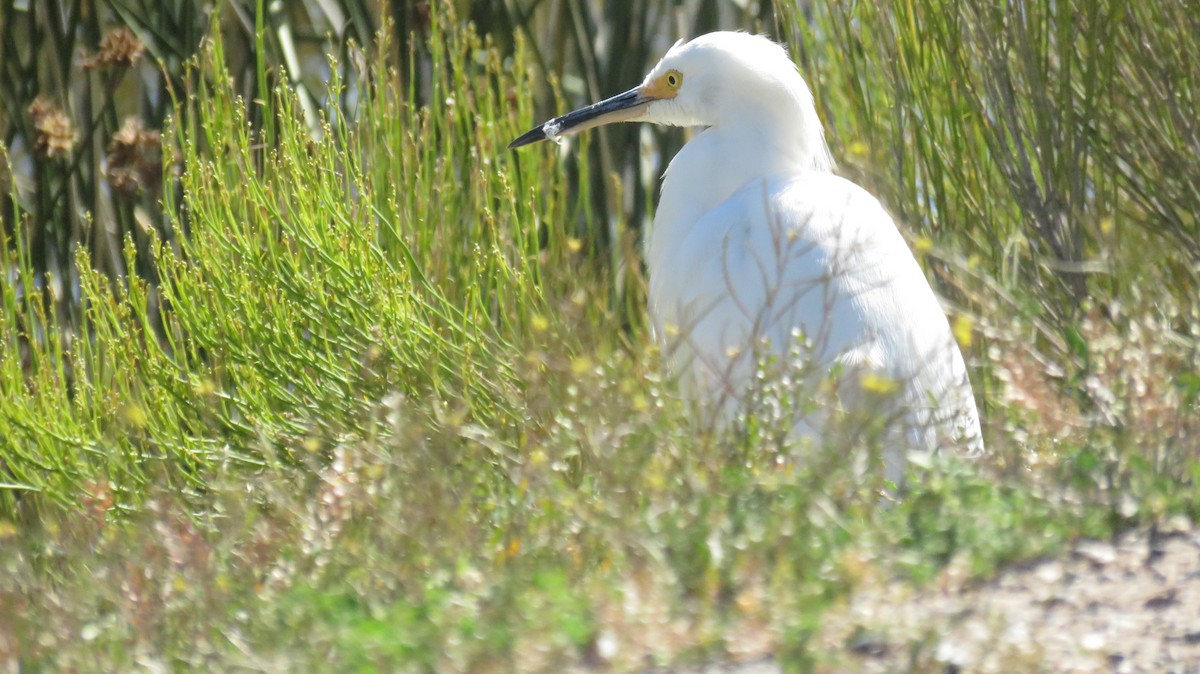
[1,0,1197,671]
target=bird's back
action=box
[649,169,982,474]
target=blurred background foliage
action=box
[4,0,1197,311]
[0,0,779,329]
[1,0,1198,506]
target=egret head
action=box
[509,31,832,170]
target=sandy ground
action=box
[658,518,1200,673]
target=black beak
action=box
[509,86,654,149]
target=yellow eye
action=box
[665,70,683,89]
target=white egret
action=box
[511,32,983,481]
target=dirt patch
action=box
[653,519,1200,673]
[815,518,1200,672]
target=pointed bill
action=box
[509,86,654,149]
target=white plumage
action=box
[511,32,983,480]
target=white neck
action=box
[645,101,832,283]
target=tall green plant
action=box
[0,14,595,516]
[791,0,1198,300]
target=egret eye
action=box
[665,70,683,89]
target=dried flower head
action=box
[81,27,145,70]
[28,96,53,119]
[106,117,162,199]
[29,96,78,159]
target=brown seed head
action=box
[29,96,78,159]
[83,26,145,70]
[107,117,162,198]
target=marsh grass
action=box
[1,1,1198,671]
